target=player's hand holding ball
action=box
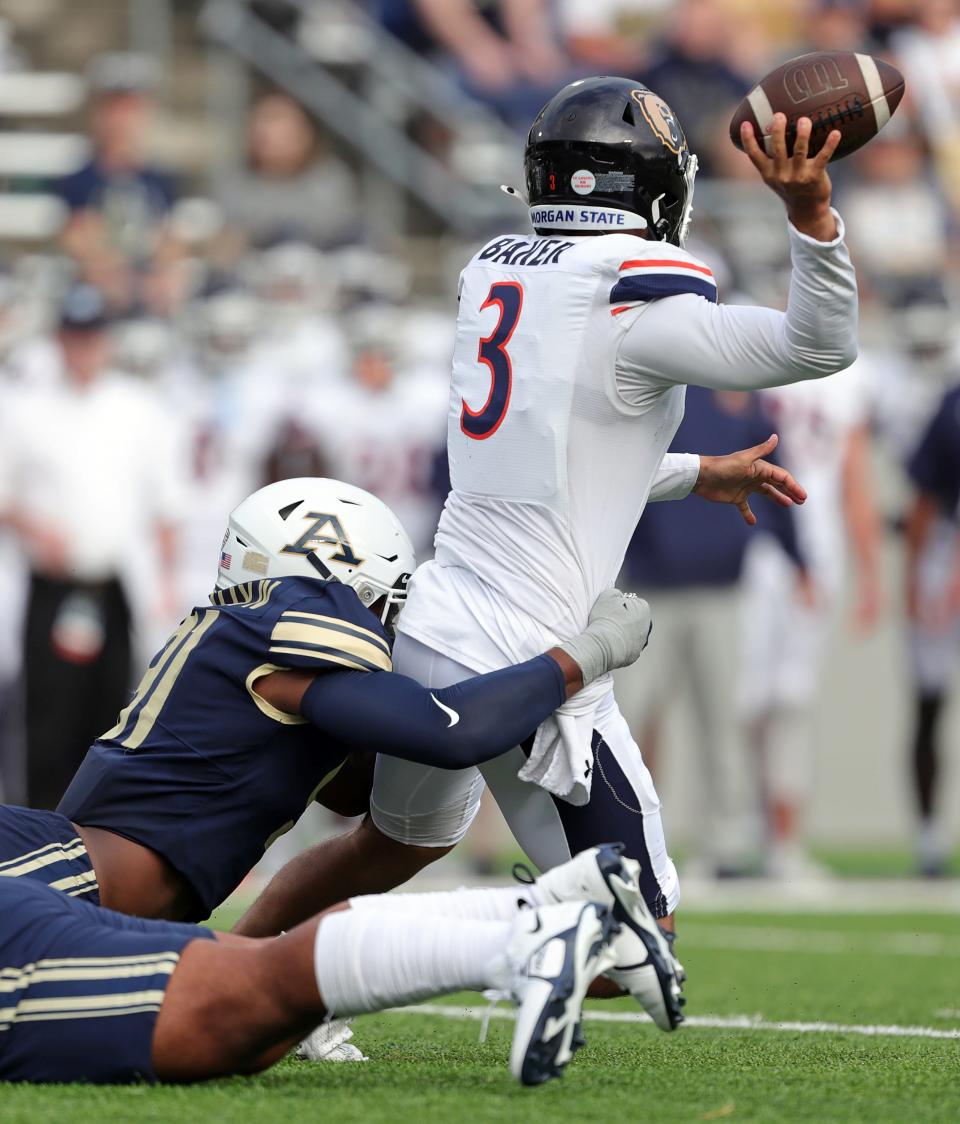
[740,114,840,242]
[731,50,904,242]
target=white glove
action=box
[557,589,652,687]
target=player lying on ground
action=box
[2,476,651,923]
[230,79,857,1041]
[0,844,662,1087]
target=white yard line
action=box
[393,1004,960,1041]
[679,925,959,958]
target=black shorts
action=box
[0,805,99,904]
[0,878,213,1083]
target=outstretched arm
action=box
[692,433,807,526]
[254,591,652,768]
[650,437,807,525]
[617,116,857,393]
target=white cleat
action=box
[504,900,617,1086]
[296,1017,369,1062]
[531,843,685,1031]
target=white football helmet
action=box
[217,478,416,633]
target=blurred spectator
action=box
[169,283,282,607]
[244,240,348,385]
[868,282,959,462]
[614,387,804,878]
[890,0,960,216]
[556,0,663,73]
[838,126,950,299]
[57,53,184,315]
[376,0,573,130]
[903,374,960,876]
[0,17,27,73]
[738,365,882,880]
[309,306,448,558]
[214,93,360,250]
[803,0,872,53]
[0,285,182,810]
[639,0,751,173]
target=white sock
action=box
[314,909,512,1016]
[348,882,542,922]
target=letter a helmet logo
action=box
[280,512,364,568]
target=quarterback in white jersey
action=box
[235,78,856,1027]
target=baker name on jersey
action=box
[479,235,575,266]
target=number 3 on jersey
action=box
[460,281,523,440]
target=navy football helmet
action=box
[524,77,698,246]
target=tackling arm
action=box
[298,656,569,769]
[254,589,652,767]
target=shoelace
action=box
[478,989,510,1043]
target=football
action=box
[729,50,905,161]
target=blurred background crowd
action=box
[0,0,957,886]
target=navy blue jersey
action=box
[908,386,960,516]
[59,576,392,919]
[0,877,211,1084]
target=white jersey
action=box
[400,216,858,673]
[309,370,448,558]
[759,362,871,593]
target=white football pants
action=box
[371,634,680,918]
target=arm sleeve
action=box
[616,213,858,398]
[647,452,700,502]
[299,654,566,769]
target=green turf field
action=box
[4,907,959,1124]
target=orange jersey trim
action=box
[619,258,714,277]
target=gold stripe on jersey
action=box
[121,610,220,750]
[209,580,280,611]
[268,646,381,674]
[0,838,83,873]
[0,987,173,1029]
[280,611,392,657]
[269,621,392,672]
[0,841,88,879]
[245,663,309,726]
[0,955,180,994]
[0,952,181,975]
[101,613,189,742]
[67,881,100,898]
[49,868,99,895]
[7,1004,165,1027]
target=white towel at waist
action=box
[518,674,611,805]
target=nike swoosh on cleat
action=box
[430,694,460,727]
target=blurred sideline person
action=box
[57,53,184,315]
[214,93,360,250]
[233,79,855,1044]
[310,307,448,559]
[0,285,181,810]
[739,363,882,879]
[379,0,573,129]
[903,380,960,875]
[0,852,624,1086]
[615,387,805,878]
